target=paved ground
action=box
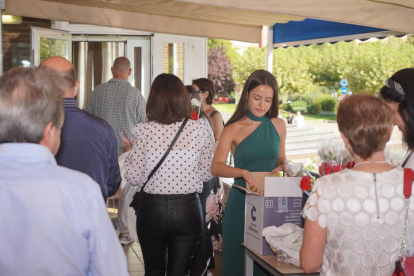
[304,121,404,151]
[291,121,406,165]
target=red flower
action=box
[191,110,198,120]
[324,164,332,175]
[300,175,312,191]
[319,162,332,176]
[333,165,341,173]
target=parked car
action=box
[214,96,228,103]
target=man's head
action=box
[40,56,79,98]
[0,67,64,155]
[111,57,131,80]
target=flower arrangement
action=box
[190,98,201,120]
[318,140,355,176]
[297,140,356,192]
[285,162,316,192]
[299,140,405,193]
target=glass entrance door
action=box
[31,27,72,66]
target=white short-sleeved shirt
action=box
[125,119,214,194]
[303,167,414,276]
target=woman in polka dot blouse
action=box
[125,74,215,276]
[300,94,414,276]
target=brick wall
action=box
[3,17,51,72]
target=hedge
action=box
[289,100,307,113]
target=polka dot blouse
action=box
[124,119,214,194]
[303,167,414,276]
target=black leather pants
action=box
[137,192,203,276]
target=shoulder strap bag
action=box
[129,118,188,212]
[393,168,414,276]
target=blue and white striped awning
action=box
[273,19,405,48]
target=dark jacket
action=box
[55,98,121,201]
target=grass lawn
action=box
[212,103,237,114]
[303,114,336,121]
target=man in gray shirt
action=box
[86,57,146,155]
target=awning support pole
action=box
[266,25,273,74]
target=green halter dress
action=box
[221,111,280,276]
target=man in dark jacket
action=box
[41,57,121,202]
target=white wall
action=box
[152,33,207,86]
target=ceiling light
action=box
[2,12,22,24]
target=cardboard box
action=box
[237,172,303,256]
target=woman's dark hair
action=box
[192,78,216,105]
[147,74,192,124]
[226,70,279,126]
[380,68,414,149]
[185,85,198,94]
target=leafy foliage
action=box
[208,46,235,95]
[231,36,414,97]
[40,37,67,63]
[208,36,414,111]
[289,100,307,113]
[320,96,337,112]
[232,47,266,89]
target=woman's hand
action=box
[123,138,132,152]
[242,170,263,195]
[270,160,293,176]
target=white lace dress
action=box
[302,167,414,276]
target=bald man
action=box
[41,57,121,202]
[86,57,146,155]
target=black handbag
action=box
[130,119,188,212]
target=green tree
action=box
[273,46,317,98]
[208,38,240,67]
[208,47,235,95]
[233,47,266,89]
[40,38,68,63]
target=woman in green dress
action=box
[211,70,287,276]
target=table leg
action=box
[244,247,254,276]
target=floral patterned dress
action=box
[206,176,224,252]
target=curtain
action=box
[74,41,125,109]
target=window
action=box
[163,43,184,81]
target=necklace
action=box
[353,160,390,168]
